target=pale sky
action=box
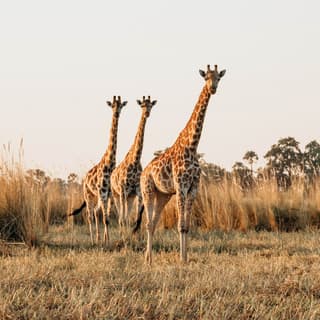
[1,1,319,179]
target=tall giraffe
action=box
[109,96,156,238]
[140,65,226,264]
[69,96,127,244]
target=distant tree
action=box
[264,137,302,189]
[200,159,226,183]
[303,140,320,182]
[26,169,50,188]
[232,161,253,190]
[67,173,79,185]
[243,150,258,175]
[51,177,66,191]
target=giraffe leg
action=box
[182,183,198,263]
[180,231,186,263]
[144,191,171,265]
[143,192,155,265]
[176,190,187,263]
[84,190,96,245]
[112,194,120,221]
[86,201,95,245]
[118,192,126,228]
[94,204,100,244]
[145,200,154,265]
[141,173,160,265]
[126,196,135,227]
[103,197,112,245]
[118,191,129,241]
[133,192,144,234]
[120,195,135,245]
[151,191,171,234]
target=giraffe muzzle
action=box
[210,88,217,94]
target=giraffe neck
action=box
[127,110,148,163]
[101,112,120,167]
[175,85,211,151]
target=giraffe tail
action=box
[68,201,86,216]
[132,204,144,234]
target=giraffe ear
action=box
[122,101,127,106]
[152,100,157,106]
[137,100,142,105]
[199,69,206,78]
[106,101,112,107]
[219,70,226,78]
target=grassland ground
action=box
[1,225,320,319]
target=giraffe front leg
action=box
[103,196,112,245]
[182,183,199,263]
[176,190,188,263]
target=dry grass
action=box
[1,146,320,243]
[1,149,320,318]
[161,177,320,232]
[0,146,82,244]
[1,225,320,319]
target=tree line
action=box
[200,137,320,191]
[22,136,320,194]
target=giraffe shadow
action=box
[38,236,147,253]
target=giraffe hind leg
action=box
[86,201,95,245]
[94,204,100,244]
[126,196,135,228]
[132,203,144,234]
[132,189,144,234]
[144,191,171,265]
[118,192,126,229]
[151,191,171,234]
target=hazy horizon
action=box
[1,1,319,179]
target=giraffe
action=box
[109,96,156,239]
[140,65,226,264]
[69,96,127,244]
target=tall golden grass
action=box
[0,144,82,245]
[2,146,320,319]
[161,175,320,232]
[1,145,320,245]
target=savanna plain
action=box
[1,142,320,319]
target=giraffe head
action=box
[136,96,157,118]
[199,64,226,95]
[106,96,127,117]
